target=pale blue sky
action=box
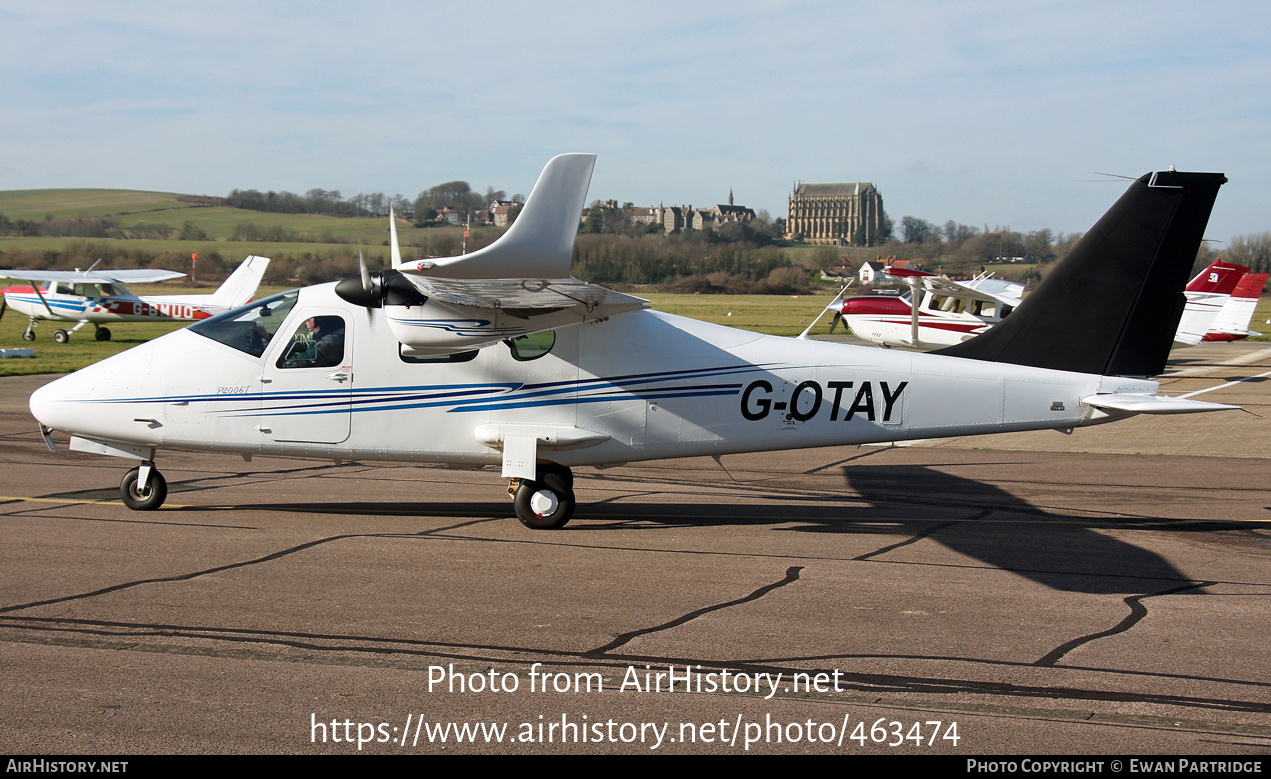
[2,1,1268,242]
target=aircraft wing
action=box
[0,269,185,284]
[397,270,646,317]
[918,275,1015,304]
[339,154,648,353]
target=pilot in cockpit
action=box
[280,315,345,368]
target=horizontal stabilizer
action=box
[1082,393,1238,415]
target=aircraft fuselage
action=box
[2,286,217,323]
[31,283,1150,469]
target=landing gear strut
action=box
[510,464,575,529]
[120,464,167,511]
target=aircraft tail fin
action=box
[1185,260,1247,294]
[210,255,270,308]
[1208,272,1268,338]
[408,153,596,280]
[1175,260,1248,345]
[936,170,1226,376]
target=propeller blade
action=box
[829,312,841,334]
[0,295,6,322]
[389,204,403,269]
[359,248,372,294]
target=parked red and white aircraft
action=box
[1,255,270,343]
[832,268,1025,348]
[835,260,1265,349]
[1178,263,1267,343]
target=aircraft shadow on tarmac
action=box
[183,461,1228,598]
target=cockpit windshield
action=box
[189,290,299,357]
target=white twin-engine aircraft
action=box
[1,254,270,343]
[30,155,1235,529]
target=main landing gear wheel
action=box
[512,465,575,530]
[95,327,111,341]
[52,329,69,344]
[120,467,167,511]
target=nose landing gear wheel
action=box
[513,468,575,529]
[120,467,167,511]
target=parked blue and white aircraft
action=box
[1,254,270,343]
[29,155,1233,528]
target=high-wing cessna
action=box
[837,259,1266,349]
[29,156,1234,529]
[833,269,1024,348]
[1,254,270,343]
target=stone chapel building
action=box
[786,181,884,245]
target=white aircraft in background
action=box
[1,255,270,343]
[836,260,1265,350]
[30,156,1234,530]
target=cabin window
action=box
[189,290,299,357]
[277,315,346,368]
[505,330,555,361]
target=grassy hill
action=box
[0,188,495,286]
[0,188,193,220]
[0,188,391,241]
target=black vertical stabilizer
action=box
[935,171,1226,376]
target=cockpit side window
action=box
[504,330,556,361]
[277,315,346,369]
[189,290,299,357]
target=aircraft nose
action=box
[28,339,159,441]
[29,373,83,433]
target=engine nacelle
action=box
[386,299,585,354]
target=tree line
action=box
[1225,232,1271,274]
[0,214,209,241]
[223,189,413,218]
